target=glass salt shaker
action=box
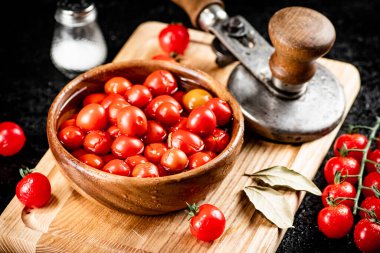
[50,0,107,78]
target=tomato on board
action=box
[76,103,108,131]
[188,203,226,242]
[187,106,217,136]
[145,95,182,119]
[366,149,380,173]
[104,76,132,95]
[16,169,51,208]
[188,152,213,170]
[0,121,26,156]
[124,84,153,109]
[169,130,204,156]
[333,133,368,162]
[83,130,112,155]
[183,89,212,111]
[58,126,85,150]
[125,155,148,169]
[354,219,380,253]
[143,120,167,144]
[203,128,230,153]
[83,93,106,106]
[317,204,353,239]
[359,196,380,219]
[111,135,144,159]
[79,154,104,169]
[204,98,232,126]
[144,70,178,97]
[159,23,190,55]
[144,143,168,164]
[131,162,160,178]
[117,106,148,137]
[321,182,356,209]
[323,156,360,185]
[362,172,380,197]
[102,159,131,176]
[160,148,189,174]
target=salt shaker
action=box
[50,0,107,78]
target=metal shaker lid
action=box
[55,0,97,27]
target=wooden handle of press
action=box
[171,0,224,27]
[268,7,336,85]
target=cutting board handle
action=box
[171,0,224,27]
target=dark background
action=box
[1,0,379,252]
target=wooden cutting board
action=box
[0,21,360,253]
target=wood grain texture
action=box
[0,21,360,253]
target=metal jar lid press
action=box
[172,0,346,143]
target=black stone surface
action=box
[0,0,379,252]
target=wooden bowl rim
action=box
[47,59,244,184]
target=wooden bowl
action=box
[47,59,244,215]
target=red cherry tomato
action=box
[83,130,112,155]
[0,121,26,156]
[104,76,132,95]
[16,171,51,208]
[170,117,188,132]
[101,154,116,164]
[76,103,108,131]
[169,130,204,156]
[107,125,121,139]
[156,102,181,126]
[102,159,131,176]
[59,118,76,130]
[323,156,360,185]
[79,154,104,169]
[144,70,178,96]
[151,54,176,62]
[125,155,148,169]
[144,143,168,164]
[71,148,89,159]
[359,196,380,219]
[183,89,212,111]
[321,182,357,209]
[124,84,153,109]
[203,150,217,159]
[83,93,106,106]
[108,100,130,124]
[187,106,217,136]
[188,152,212,170]
[143,120,167,144]
[317,204,353,239]
[366,149,380,173]
[58,126,85,150]
[354,219,380,253]
[111,135,144,159]
[131,162,160,178]
[160,148,189,174]
[172,90,185,106]
[204,98,232,126]
[158,23,189,55]
[145,95,182,119]
[333,133,368,162]
[117,106,148,137]
[363,172,380,197]
[203,128,230,153]
[101,94,126,109]
[188,203,226,242]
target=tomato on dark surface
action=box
[321,182,357,209]
[143,120,167,144]
[362,172,380,197]
[188,203,226,242]
[124,84,153,109]
[359,196,380,219]
[131,162,160,178]
[111,135,144,159]
[143,70,178,97]
[144,143,168,164]
[0,121,26,156]
[354,219,380,253]
[102,159,131,176]
[317,204,353,239]
[204,98,232,126]
[169,130,204,156]
[333,133,368,162]
[158,23,189,55]
[187,106,217,137]
[58,126,85,150]
[104,76,132,95]
[79,154,104,169]
[83,93,106,106]
[125,155,148,169]
[203,128,230,153]
[83,130,112,155]
[160,148,188,174]
[323,156,360,185]
[117,106,148,137]
[145,95,182,119]
[188,152,213,170]
[76,103,108,131]
[366,149,380,173]
[182,88,212,111]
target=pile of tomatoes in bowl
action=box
[57,69,232,178]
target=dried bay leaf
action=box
[244,186,294,229]
[246,166,322,196]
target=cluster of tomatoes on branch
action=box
[318,120,380,253]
